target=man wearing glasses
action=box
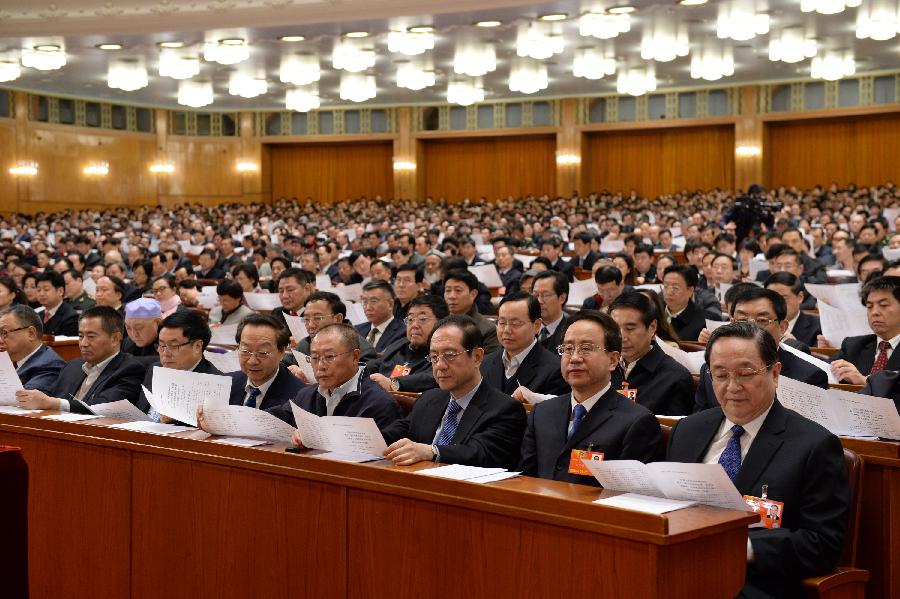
[518,311,665,486]
[694,287,828,412]
[480,292,569,400]
[0,305,66,393]
[381,315,526,468]
[355,280,406,354]
[122,298,163,366]
[367,295,448,393]
[532,271,570,353]
[668,321,849,598]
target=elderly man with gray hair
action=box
[0,304,66,393]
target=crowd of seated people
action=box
[1,180,900,598]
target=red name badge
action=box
[568,449,605,476]
[743,495,785,529]
[390,363,412,378]
[617,383,638,401]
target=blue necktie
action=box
[719,425,745,480]
[435,399,462,446]
[568,403,587,439]
[244,386,261,408]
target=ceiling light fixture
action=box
[801,0,861,14]
[607,5,637,14]
[177,80,214,107]
[228,72,268,98]
[641,14,690,62]
[453,39,497,76]
[96,43,124,50]
[408,26,435,33]
[107,58,149,91]
[333,38,376,72]
[286,84,320,112]
[768,27,817,63]
[811,48,855,80]
[219,38,245,46]
[279,35,306,42]
[717,0,770,41]
[21,46,66,70]
[344,31,370,38]
[34,44,61,52]
[855,0,900,40]
[579,12,631,39]
[396,60,436,90]
[616,65,656,96]
[509,58,549,94]
[517,21,565,59]
[539,13,568,21]
[679,0,709,5]
[573,47,616,79]
[158,41,185,48]
[280,52,320,85]
[0,52,21,82]
[203,39,249,65]
[158,49,200,80]
[447,77,484,105]
[387,29,435,55]
[339,72,377,102]
[475,20,502,28]
[690,42,735,80]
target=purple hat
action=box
[125,298,162,319]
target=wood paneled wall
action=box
[582,126,736,198]
[269,142,394,203]
[765,114,900,188]
[159,138,246,203]
[0,120,19,213]
[423,135,556,201]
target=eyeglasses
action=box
[533,293,558,301]
[496,319,530,329]
[733,317,779,327]
[403,315,434,325]
[309,350,355,364]
[238,348,275,360]
[710,364,772,385]
[425,349,472,364]
[303,315,328,325]
[0,326,28,339]
[557,342,603,357]
[152,286,171,294]
[157,340,194,354]
[360,298,386,307]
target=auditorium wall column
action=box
[556,98,581,197]
[240,111,265,203]
[153,108,168,204]
[12,91,32,212]
[393,106,419,199]
[734,86,764,192]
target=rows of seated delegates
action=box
[2,181,900,597]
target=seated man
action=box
[668,322,849,598]
[0,305,66,393]
[208,280,255,326]
[443,269,500,354]
[829,276,900,384]
[63,269,96,315]
[122,298,162,366]
[367,294,447,393]
[16,306,144,413]
[381,315,526,468]
[392,263,422,322]
[609,292,694,415]
[274,323,402,431]
[229,313,305,410]
[494,245,523,295]
[540,235,574,282]
[582,266,626,311]
[94,275,127,315]
[356,280,407,353]
[764,272,821,348]
[35,271,79,337]
[271,267,314,328]
[518,310,665,486]
[481,292,569,400]
[532,270,570,352]
[662,264,706,341]
[695,287,829,412]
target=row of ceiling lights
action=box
[8,159,260,176]
[0,0,895,107]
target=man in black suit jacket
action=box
[194,249,226,280]
[533,270,570,352]
[669,322,849,599]
[572,232,600,271]
[829,276,900,385]
[518,310,665,486]
[494,245,523,295]
[382,315,526,469]
[16,306,144,413]
[862,369,900,413]
[540,235,575,282]
[662,264,706,341]
[0,305,66,394]
[35,272,79,337]
[765,272,822,348]
[480,292,569,399]
[355,280,407,353]
[609,292,694,415]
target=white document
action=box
[705,319,729,333]
[210,324,239,346]
[147,367,233,426]
[749,257,768,281]
[345,301,368,326]
[635,284,663,294]
[290,403,387,458]
[107,421,196,435]
[600,239,625,254]
[476,244,496,262]
[464,471,522,484]
[818,301,869,347]
[203,350,242,373]
[779,342,837,384]
[211,437,269,447]
[777,375,900,439]
[243,292,282,311]
[291,350,318,383]
[315,274,333,290]
[469,264,503,288]
[805,283,862,311]
[333,284,363,304]
[83,277,96,297]
[884,247,900,261]
[311,451,385,463]
[514,254,538,269]
[42,413,102,422]
[655,336,705,375]
[87,399,152,421]
[198,292,219,310]
[825,269,855,279]
[284,314,309,341]
[416,464,508,481]
[0,352,24,406]
[520,388,555,405]
[0,406,41,415]
[885,208,900,232]
[594,493,696,514]
[201,402,296,443]
[566,278,597,307]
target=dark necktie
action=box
[719,425,745,480]
[367,327,379,345]
[244,386,261,408]
[870,340,892,375]
[435,399,462,446]
[538,327,550,343]
[568,403,587,439]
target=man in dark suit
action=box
[572,232,601,271]
[540,235,575,282]
[582,266,628,311]
[862,369,900,412]
[122,298,162,366]
[481,292,569,399]
[518,310,665,486]
[829,276,900,385]
[609,292,694,415]
[274,323,402,431]
[35,271,79,337]
[382,315,526,468]
[0,305,65,394]
[443,269,500,354]
[15,306,144,413]
[194,249,226,280]
[355,280,407,353]
[669,321,849,598]
[533,271,569,352]
[694,287,829,411]
[270,268,314,330]
[662,264,706,341]
[781,228,828,284]
[227,313,305,411]
[764,272,821,348]
[633,244,658,284]
[494,245,523,295]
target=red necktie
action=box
[870,340,892,375]
[43,311,50,324]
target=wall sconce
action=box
[83,161,109,176]
[9,161,38,176]
[149,162,175,174]
[236,161,258,172]
[556,153,581,165]
[735,145,762,156]
[393,160,416,171]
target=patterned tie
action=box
[538,327,550,343]
[43,310,50,324]
[568,403,588,440]
[243,386,261,408]
[870,340,892,375]
[435,399,463,446]
[719,425,745,481]
[367,327,379,345]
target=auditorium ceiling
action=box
[0,0,896,110]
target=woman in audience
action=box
[613,252,637,286]
[232,264,262,293]
[22,272,40,309]
[267,256,291,292]
[738,237,761,279]
[130,260,152,299]
[151,274,185,318]
[0,276,22,311]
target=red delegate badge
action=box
[390,363,412,378]
[568,449,605,476]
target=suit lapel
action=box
[83,354,121,400]
[733,400,787,492]
[453,385,488,442]
[561,389,616,454]
[514,344,543,388]
[679,408,725,463]
[421,392,450,440]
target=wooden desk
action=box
[0,412,757,599]
[46,338,80,362]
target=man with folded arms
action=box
[276,324,401,437]
[16,306,144,412]
[0,305,65,393]
[481,292,569,401]
[381,315,526,468]
[668,322,849,598]
[518,310,665,486]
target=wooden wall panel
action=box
[423,135,556,202]
[766,114,900,188]
[269,142,394,203]
[583,126,735,198]
[161,137,245,200]
[0,119,19,212]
